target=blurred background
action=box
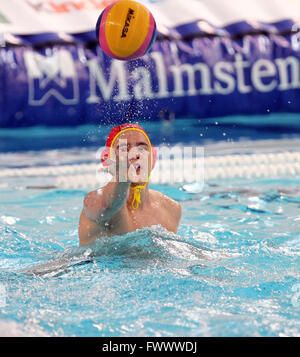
[0,0,300,154]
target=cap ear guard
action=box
[100,147,110,167]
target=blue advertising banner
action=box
[0,0,300,127]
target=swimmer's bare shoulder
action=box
[149,189,182,233]
[78,189,106,246]
[79,187,182,246]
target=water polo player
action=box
[78,124,181,246]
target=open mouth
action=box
[133,163,141,174]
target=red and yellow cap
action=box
[101,123,156,169]
[100,123,157,209]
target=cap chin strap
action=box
[109,127,153,210]
[130,176,150,210]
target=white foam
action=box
[0,319,49,337]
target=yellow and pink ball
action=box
[96,0,157,61]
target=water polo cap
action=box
[101,124,157,209]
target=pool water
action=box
[0,178,299,337]
[1,113,300,153]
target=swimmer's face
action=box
[112,130,152,183]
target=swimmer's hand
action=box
[103,156,127,182]
[103,156,142,183]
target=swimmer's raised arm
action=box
[83,181,130,223]
[79,181,131,246]
[83,154,132,223]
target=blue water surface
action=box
[1,113,300,152]
[0,178,299,337]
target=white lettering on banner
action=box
[150,52,169,98]
[24,50,300,106]
[24,49,79,105]
[169,62,213,96]
[276,56,300,90]
[213,61,235,94]
[234,54,252,94]
[86,58,130,103]
[84,52,300,104]
[131,67,155,99]
[251,59,277,92]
